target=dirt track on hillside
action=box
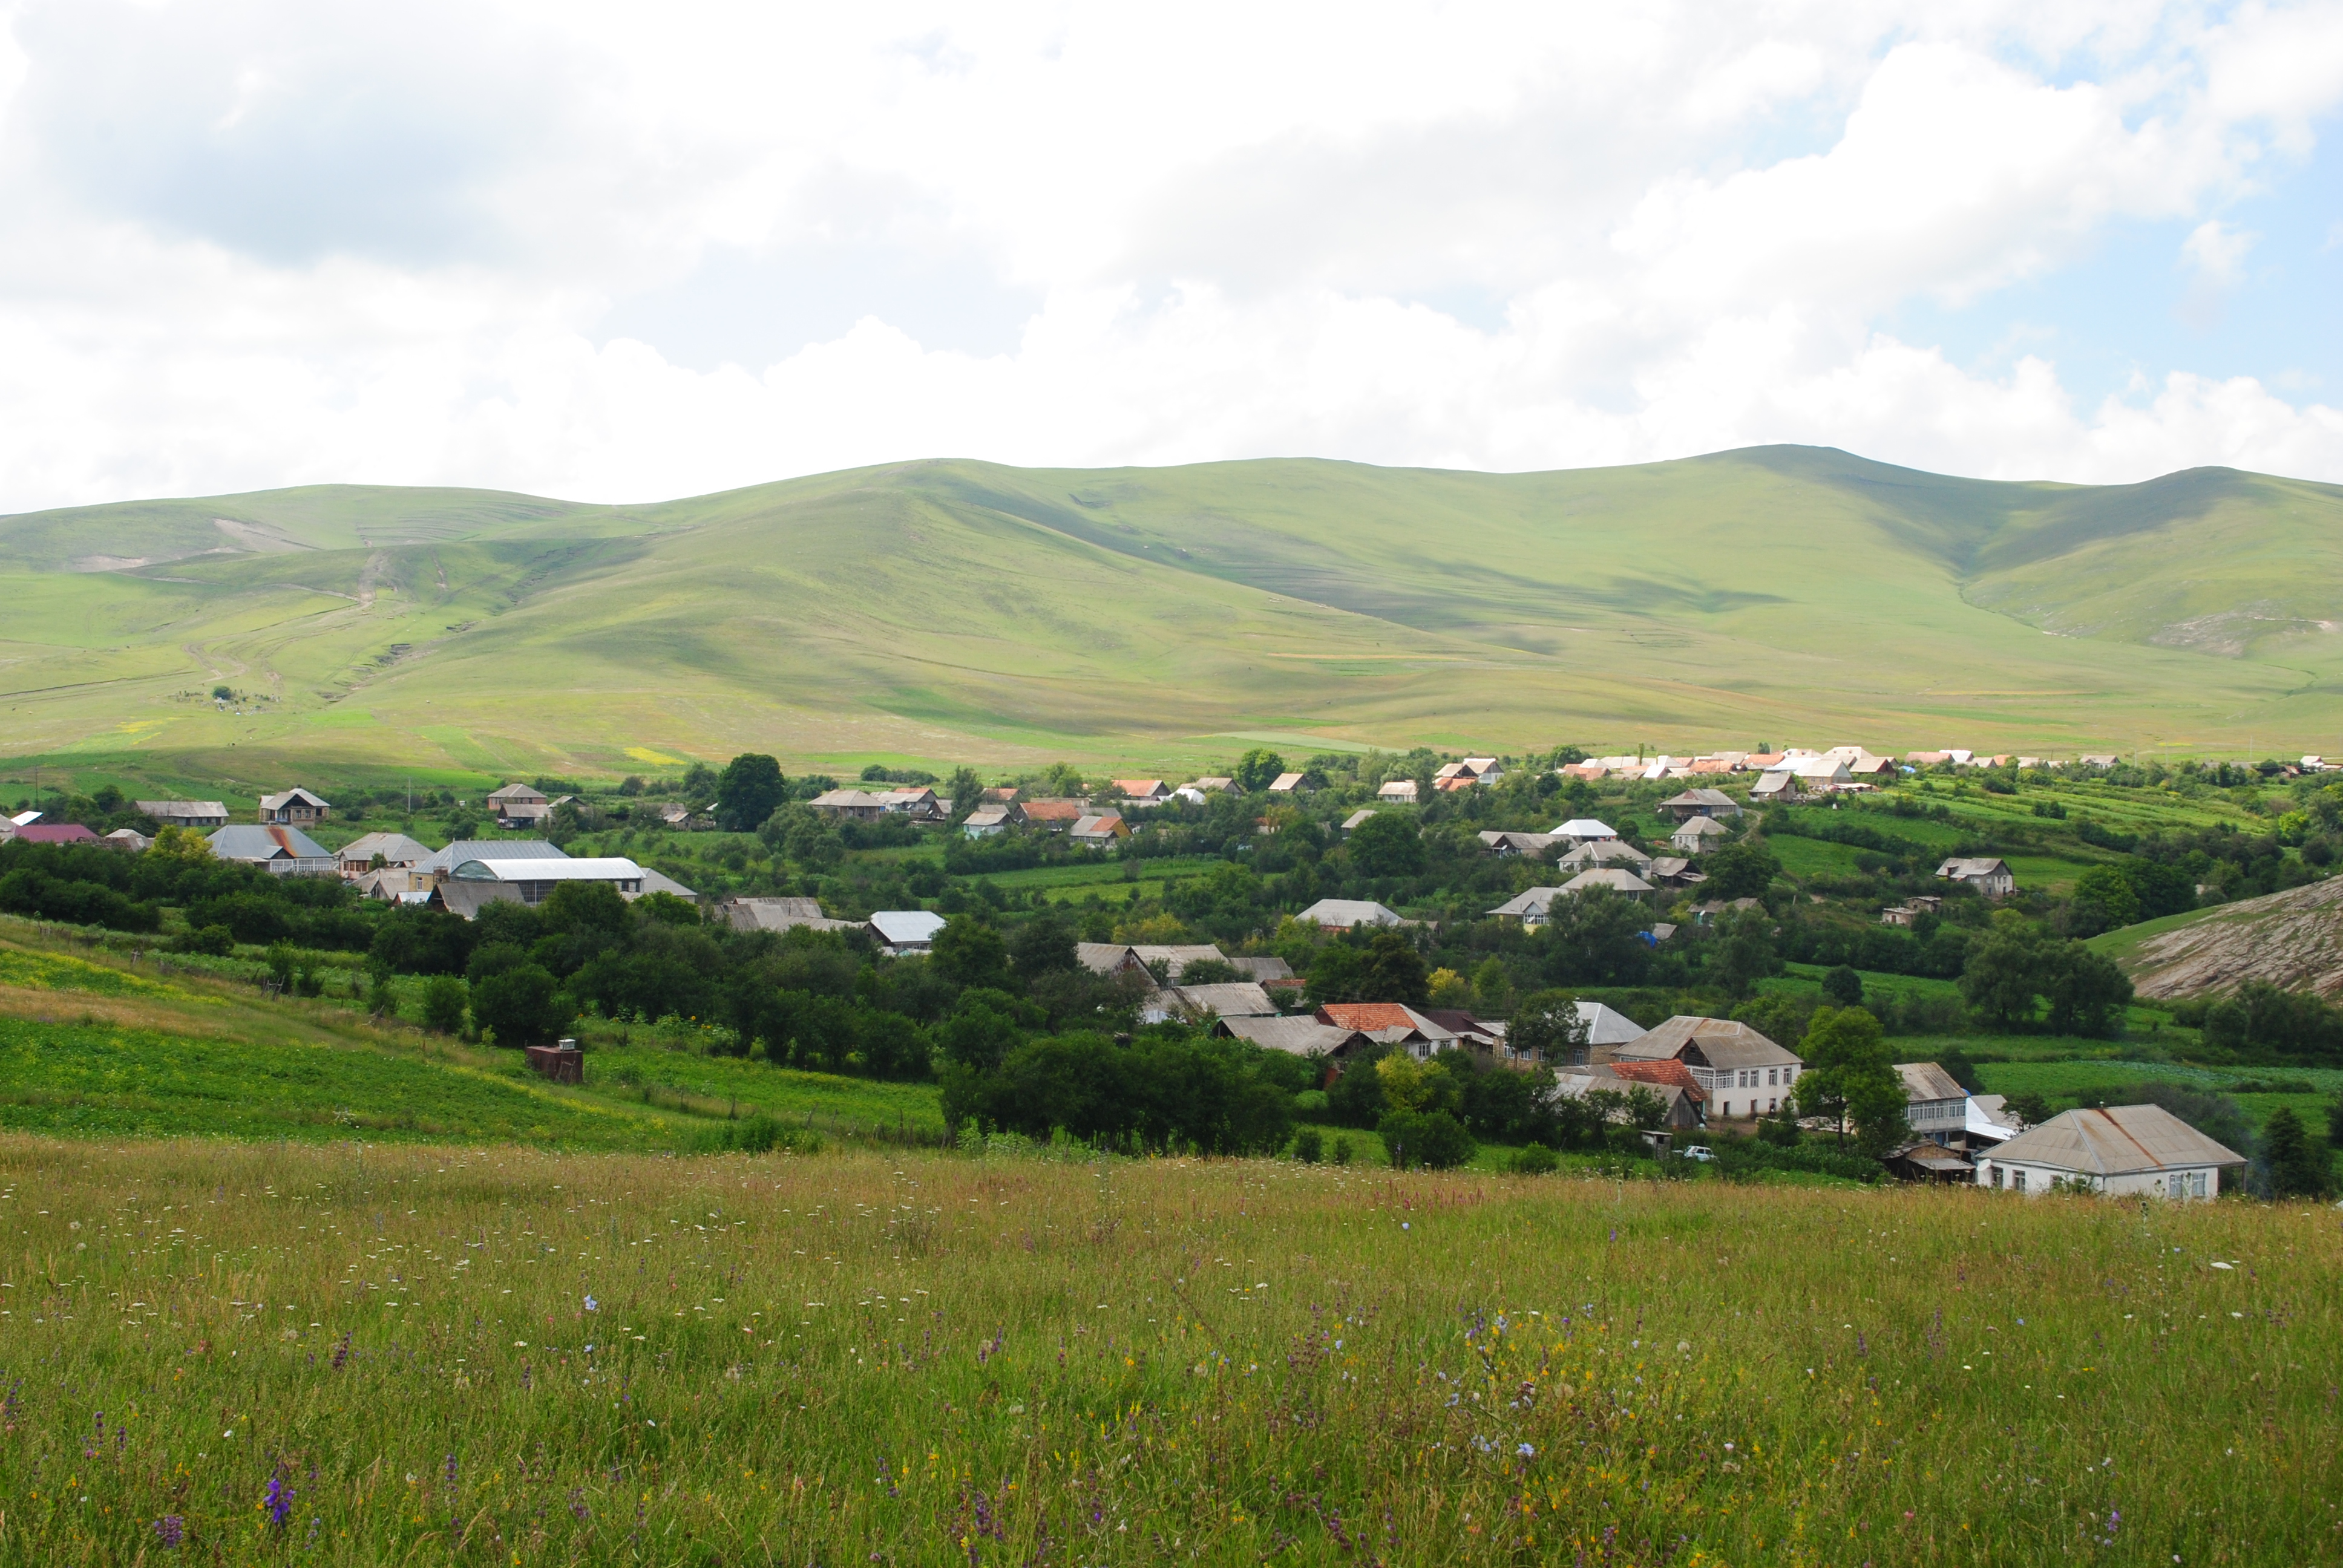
[2125,875,2343,1000]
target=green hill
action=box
[6,446,2342,786]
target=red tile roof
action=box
[1605,1059,1706,1099]
[1315,1003,1424,1033]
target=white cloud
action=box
[0,0,2339,510]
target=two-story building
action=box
[1611,1016,1803,1122]
[257,788,330,827]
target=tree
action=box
[935,990,1024,1073]
[2065,864,2141,938]
[1958,916,2046,1030]
[1794,1005,1904,1151]
[1543,887,1651,986]
[1711,911,1780,999]
[1359,930,1430,1004]
[468,963,569,1046]
[2259,1108,2331,1198]
[2119,856,2197,920]
[1821,964,1864,1007]
[1234,748,1285,793]
[946,767,984,826]
[2040,944,2133,1037]
[1303,944,1367,1007]
[1008,910,1076,978]
[1704,839,1780,900]
[1507,990,1590,1065]
[2005,1091,2054,1128]
[714,754,787,832]
[149,825,214,861]
[1378,1108,1475,1169]
[931,916,1011,990]
[1346,812,1425,877]
[421,975,468,1034]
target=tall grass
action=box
[0,1135,2331,1564]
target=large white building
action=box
[1973,1105,2246,1199]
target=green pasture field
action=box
[0,1136,2333,1566]
[1970,1059,2341,1135]
[9,450,2343,786]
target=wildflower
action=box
[154,1515,185,1549]
[264,1477,291,1529]
[585,1295,599,1312]
[1517,1443,1535,1459]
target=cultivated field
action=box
[0,1138,2332,1566]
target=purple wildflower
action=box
[264,1476,291,1529]
[154,1515,185,1549]
[568,1487,589,1521]
[585,1295,599,1312]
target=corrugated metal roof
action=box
[1986,1104,2247,1176]
[1896,1062,1968,1103]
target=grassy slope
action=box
[7,448,2343,790]
[0,927,938,1151]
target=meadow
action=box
[0,1135,2333,1567]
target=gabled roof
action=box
[1671,815,1731,837]
[1112,779,1170,798]
[135,799,228,819]
[1070,814,1127,835]
[809,788,892,810]
[1486,887,1567,918]
[632,867,700,902]
[488,783,548,802]
[1557,838,1651,867]
[1021,799,1087,822]
[1188,777,1234,792]
[258,788,330,811]
[1229,954,1295,982]
[1938,857,2010,878]
[1343,809,1378,831]
[1602,1058,1706,1100]
[962,806,1015,828]
[13,823,99,844]
[720,897,854,933]
[1162,982,1277,1018]
[1214,1016,1365,1056]
[1575,1001,1648,1045]
[1314,1003,1455,1042]
[1268,772,1308,791]
[1552,818,1616,839]
[208,823,329,860]
[1987,1103,2247,1177]
[418,838,569,874]
[1616,1016,1799,1070]
[1659,788,1737,809]
[1896,1062,1968,1103]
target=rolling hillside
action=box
[5,446,2343,786]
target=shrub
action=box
[1509,1142,1559,1175]
[1329,1135,1354,1166]
[421,975,469,1035]
[178,924,235,957]
[1378,1108,1475,1170]
[1291,1126,1323,1164]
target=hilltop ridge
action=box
[4,445,2342,784]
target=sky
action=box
[0,1,2340,511]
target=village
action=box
[2,734,2296,1202]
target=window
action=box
[1767,1068,1778,1086]
[2011,1171,2027,1194]
[1989,1165,2003,1188]
[2191,1171,2207,1198]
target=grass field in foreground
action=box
[0,1137,2332,1567]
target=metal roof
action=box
[1986,1104,2247,1176]
[868,910,949,946]
[451,857,644,882]
[208,823,329,860]
[1896,1062,1969,1103]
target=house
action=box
[1612,1016,1801,1122]
[1656,788,1742,823]
[960,804,1023,838]
[208,823,336,874]
[1743,753,1789,771]
[1879,893,1943,927]
[1420,1008,1508,1056]
[1112,780,1172,805]
[1341,809,1378,836]
[135,800,228,828]
[1375,779,1420,803]
[717,897,863,935]
[1069,813,1130,848]
[874,788,946,821]
[103,828,152,852]
[635,867,702,905]
[1905,751,1954,766]
[1551,1060,1706,1130]
[1294,898,1405,929]
[1186,777,1236,794]
[1559,867,1654,899]
[1688,896,1765,925]
[1020,799,1087,831]
[1550,817,1617,844]
[1556,838,1651,871]
[1227,955,1297,987]
[355,866,435,900]
[1212,1015,1370,1061]
[1896,1062,1971,1145]
[1312,1002,1458,1059]
[1267,772,1309,794]
[1645,856,1706,890]
[441,855,649,906]
[1486,887,1570,927]
[808,789,891,821]
[982,786,1023,803]
[1669,815,1732,854]
[338,832,431,878]
[1786,758,1853,791]
[2077,754,2120,769]
[13,823,100,845]
[487,783,551,826]
[1434,758,1502,791]
[1936,857,2015,897]
[1748,771,1801,804]
[257,788,330,826]
[1557,762,1608,782]
[1973,1104,2246,1198]
[652,802,699,828]
[867,910,949,955]
[1478,829,1558,858]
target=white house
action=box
[1614,1017,1803,1121]
[1669,816,1732,854]
[1376,779,1420,803]
[1974,1105,2245,1198]
[1550,818,1616,843]
[1936,857,2016,898]
[1486,887,1568,927]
